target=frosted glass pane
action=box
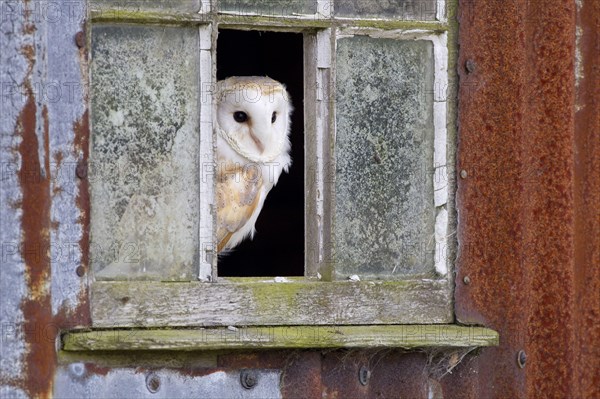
[218,0,317,15]
[91,0,201,12]
[335,0,437,20]
[334,36,435,279]
[90,25,200,281]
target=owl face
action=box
[217,76,292,163]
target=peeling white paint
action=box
[199,23,215,281]
[435,208,448,275]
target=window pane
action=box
[334,36,435,279]
[90,25,200,281]
[218,0,317,15]
[90,0,201,12]
[334,0,437,20]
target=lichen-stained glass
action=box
[334,36,436,279]
[335,0,438,20]
[90,0,202,12]
[90,25,200,280]
[218,0,317,16]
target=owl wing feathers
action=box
[216,165,264,252]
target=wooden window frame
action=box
[87,1,465,334]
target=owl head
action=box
[216,76,292,163]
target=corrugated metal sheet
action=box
[1,1,598,398]
[53,365,282,398]
[453,0,600,398]
[0,2,90,397]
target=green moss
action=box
[63,325,499,351]
[91,7,450,32]
[91,9,206,25]
[350,20,446,31]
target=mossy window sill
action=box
[63,325,498,352]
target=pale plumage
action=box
[216,76,292,252]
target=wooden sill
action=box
[63,325,498,351]
[91,279,454,327]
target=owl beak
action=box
[249,128,265,154]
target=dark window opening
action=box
[216,29,304,277]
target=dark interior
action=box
[216,29,304,277]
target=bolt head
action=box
[358,366,370,386]
[76,266,85,277]
[460,169,468,179]
[69,362,86,378]
[75,31,85,48]
[240,369,258,389]
[465,59,476,74]
[463,276,471,285]
[146,373,161,393]
[517,350,527,368]
[76,162,87,179]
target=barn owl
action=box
[216,76,292,253]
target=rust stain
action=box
[18,73,50,301]
[17,77,55,398]
[148,366,224,379]
[20,45,35,76]
[71,110,92,326]
[11,10,91,395]
[23,23,35,35]
[84,363,111,377]
[51,151,64,199]
[53,150,63,167]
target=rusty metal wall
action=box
[1,1,90,398]
[1,0,598,398]
[452,0,600,398]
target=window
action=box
[216,30,305,277]
[86,0,460,331]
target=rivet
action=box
[76,161,87,179]
[517,350,527,369]
[75,31,85,48]
[460,169,468,179]
[240,369,258,389]
[69,362,86,378]
[75,266,85,277]
[146,372,161,393]
[358,365,370,386]
[465,59,476,74]
[463,276,471,285]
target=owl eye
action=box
[271,112,277,124]
[233,111,248,123]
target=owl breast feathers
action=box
[215,76,292,253]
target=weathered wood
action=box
[64,325,498,351]
[90,8,448,32]
[92,279,453,327]
[90,9,209,25]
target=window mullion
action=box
[198,23,215,281]
[305,28,334,280]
